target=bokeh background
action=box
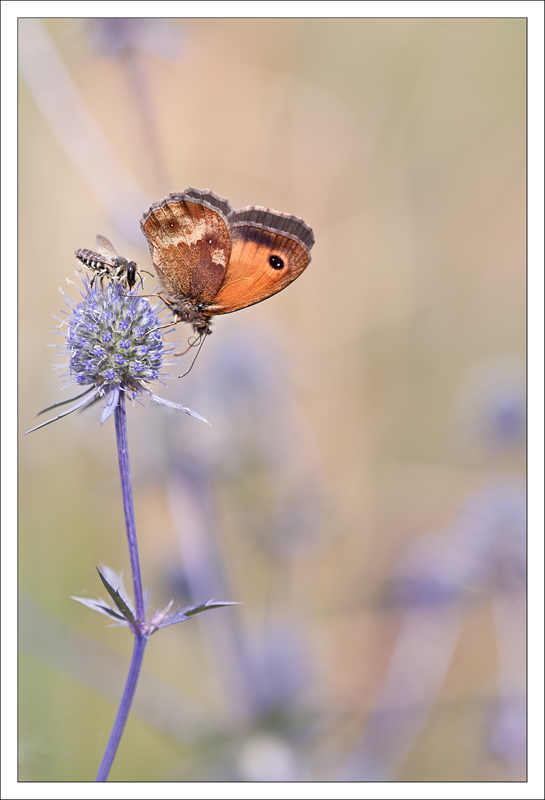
[18,17,526,782]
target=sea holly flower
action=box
[25,273,235,782]
[25,277,207,435]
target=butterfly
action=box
[75,235,140,290]
[140,188,315,337]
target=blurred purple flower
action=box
[485,695,526,769]
[90,18,183,61]
[455,356,526,456]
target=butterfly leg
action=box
[173,334,203,357]
[177,335,206,378]
[139,294,179,336]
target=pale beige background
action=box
[18,17,526,782]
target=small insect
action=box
[75,235,140,289]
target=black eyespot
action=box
[269,255,284,270]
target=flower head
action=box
[26,278,207,434]
[68,279,163,390]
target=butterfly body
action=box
[75,235,139,290]
[140,189,314,336]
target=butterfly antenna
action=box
[177,335,206,378]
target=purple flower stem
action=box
[95,633,147,781]
[96,391,148,781]
[114,391,145,622]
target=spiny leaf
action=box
[182,600,242,618]
[97,567,136,626]
[71,595,127,622]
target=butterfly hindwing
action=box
[205,208,314,315]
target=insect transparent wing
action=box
[95,235,119,265]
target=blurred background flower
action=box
[18,16,527,781]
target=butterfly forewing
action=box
[141,193,232,303]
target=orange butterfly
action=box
[140,188,315,337]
